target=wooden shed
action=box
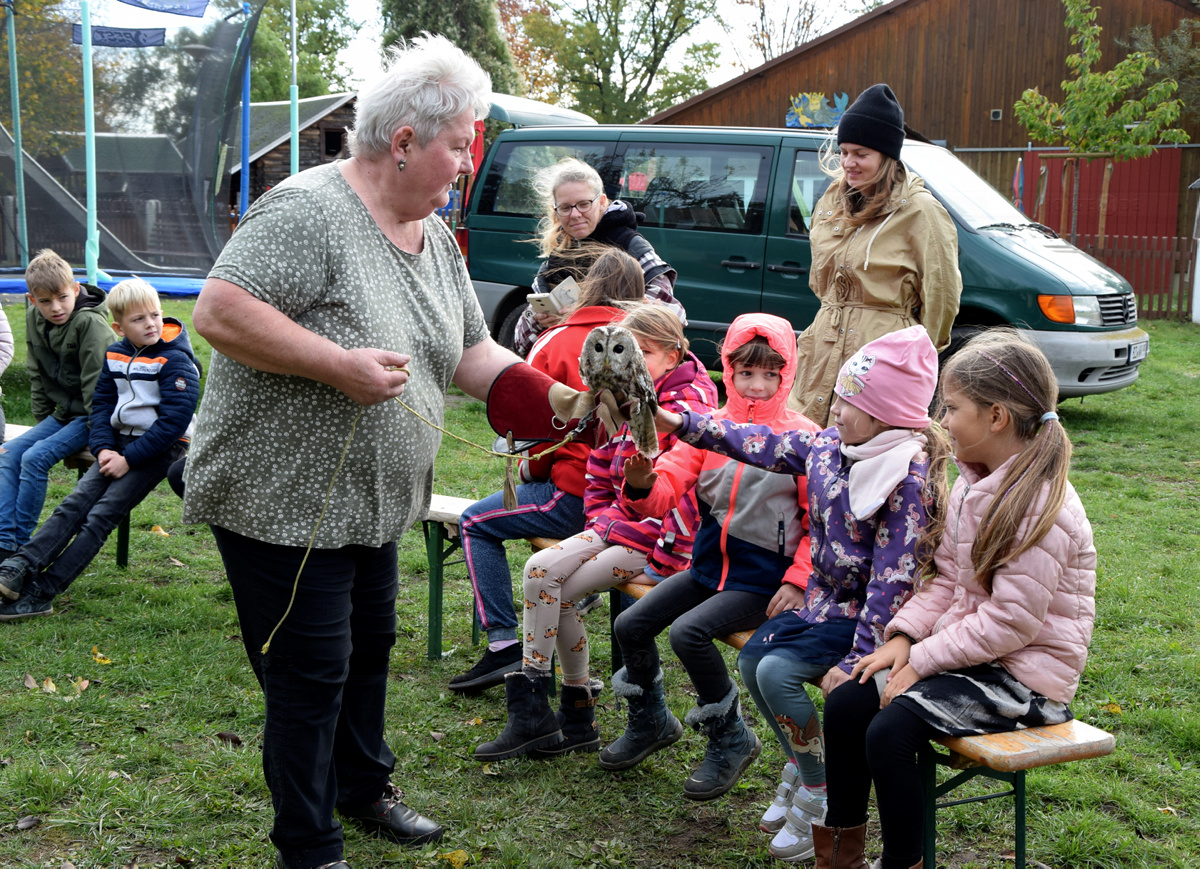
[648,0,1200,242]
[229,92,356,210]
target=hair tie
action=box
[1040,411,1058,423]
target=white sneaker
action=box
[759,763,799,833]
[768,789,827,862]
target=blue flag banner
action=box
[72,25,167,47]
[115,0,210,17]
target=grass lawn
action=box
[0,301,1197,868]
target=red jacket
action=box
[585,353,718,575]
[629,314,820,594]
[525,306,626,496]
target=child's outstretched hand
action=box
[623,452,657,490]
[653,406,683,434]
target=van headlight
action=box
[1038,295,1102,326]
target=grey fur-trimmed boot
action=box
[597,667,683,770]
[682,682,762,800]
[530,678,604,758]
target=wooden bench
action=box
[3,423,130,567]
[419,504,755,665]
[920,718,1115,868]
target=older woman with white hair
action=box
[184,34,528,869]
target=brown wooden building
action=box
[229,92,356,210]
[647,0,1200,240]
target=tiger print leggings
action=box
[521,529,651,682]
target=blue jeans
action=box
[613,569,772,705]
[738,617,857,787]
[23,437,186,597]
[0,415,89,550]
[212,526,399,869]
[460,482,586,642]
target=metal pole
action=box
[81,0,97,284]
[240,1,250,218]
[289,0,298,176]
[4,1,28,267]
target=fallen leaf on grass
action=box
[61,862,77,869]
[16,814,41,830]
[122,862,139,869]
[1101,701,1122,714]
[71,676,89,694]
[41,676,57,694]
[175,857,195,866]
[168,556,186,567]
[467,717,483,726]
[482,763,499,776]
[150,525,170,537]
[1158,805,1179,816]
[23,672,36,689]
[430,731,445,742]
[92,646,112,665]
[438,850,470,869]
[108,770,132,781]
[0,756,10,766]
[215,731,243,746]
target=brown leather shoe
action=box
[338,781,444,847]
[812,820,869,869]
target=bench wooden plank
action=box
[936,719,1115,773]
[426,493,477,527]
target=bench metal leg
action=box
[920,745,1028,869]
[116,517,129,568]
[423,520,464,661]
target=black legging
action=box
[824,676,941,869]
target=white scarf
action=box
[840,429,928,520]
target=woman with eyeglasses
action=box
[510,157,686,357]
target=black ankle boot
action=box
[473,671,563,761]
[531,678,602,757]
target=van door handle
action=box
[721,259,761,270]
[767,264,808,275]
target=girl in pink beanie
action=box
[652,323,951,862]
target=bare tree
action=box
[723,0,837,70]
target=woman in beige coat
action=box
[790,84,962,427]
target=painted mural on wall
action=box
[786,92,849,129]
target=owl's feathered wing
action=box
[579,325,660,456]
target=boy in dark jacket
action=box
[0,249,112,559]
[0,278,200,619]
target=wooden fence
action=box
[1076,234,1196,321]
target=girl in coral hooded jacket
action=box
[598,313,821,802]
[816,332,1097,869]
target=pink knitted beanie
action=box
[833,325,938,429]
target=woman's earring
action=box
[396,159,406,172]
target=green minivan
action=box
[462,125,1149,397]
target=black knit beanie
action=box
[837,84,905,161]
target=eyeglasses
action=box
[553,195,601,217]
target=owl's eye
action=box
[613,343,625,354]
[592,342,604,353]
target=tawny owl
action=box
[579,325,659,456]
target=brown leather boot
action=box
[869,860,923,869]
[812,821,869,869]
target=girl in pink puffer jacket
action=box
[813,332,1097,869]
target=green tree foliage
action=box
[0,0,118,155]
[523,0,719,123]
[379,0,522,97]
[1123,18,1200,125]
[1013,0,1188,160]
[251,0,355,101]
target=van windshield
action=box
[901,144,1034,231]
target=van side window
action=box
[789,151,827,236]
[618,143,771,234]
[477,141,617,217]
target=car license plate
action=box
[1129,340,1148,364]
